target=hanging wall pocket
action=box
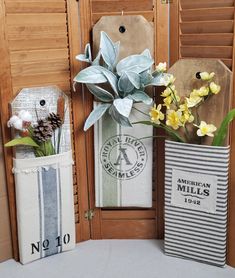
[10,86,75,264]
[92,16,154,207]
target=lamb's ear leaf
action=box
[84,103,111,131]
[128,91,153,105]
[118,72,135,93]
[109,105,132,127]
[100,31,118,69]
[118,71,141,94]
[141,49,152,59]
[113,98,133,118]
[76,43,92,63]
[5,137,39,148]
[212,109,235,146]
[73,66,107,84]
[85,43,92,61]
[100,67,119,96]
[116,54,154,76]
[86,84,114,102]
[92,50,101,66]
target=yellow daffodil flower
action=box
[166,110,182,130]
[161,87,171,97]
[163,96,173,109]
[161,85,178,97]
[190,87,209,98]
[149,104,164,124]
[160,74,176,87]
[181,112,194,125]
[179,103,194,125]
[156,62,167,73]
[186,95,202,108]
[194,121,217,137]
[199,72,215,81]
[209,82,221,95]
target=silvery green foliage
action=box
[74,31,168,131]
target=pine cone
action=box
[33,119,53,143]
[47,113,62,130]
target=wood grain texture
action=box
[154,0,170,239]
[0,0,18,260]
[78,0,103,240]
[66,0,91,242]
[0,130,12,262]
[102,219,156,239]
[91,0,153,12]
[227,10,235,269]
[169,59,232,146]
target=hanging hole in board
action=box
[119,26,126,34]
[40,99,46,106]
[196,72,201,79]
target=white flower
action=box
[194,121,217,137]
[7,115,23,130]
[160,74,176,87]
[18,110,33,122]
[156,62,167,73]
[200,72,215,81]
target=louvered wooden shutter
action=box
[77,0,163,240]
[170,0,235,267]
[0,0,91,259]
[178,0,234,69]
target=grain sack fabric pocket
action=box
[94,102,153,208]
[13,150,75,264]
[164,140,230,267]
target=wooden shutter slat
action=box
[180,46,233,59]
[180,21,234,34]
[6,13,67,26]
[5,1,66,13]
[12,71,70,88]
[11,60,70,76]
[181,7,234,22]
[92,11,154,24]
[180,34,233,46]
[180,0,234,10]
[7,25,67,38]
[10,49,69,63]
[9,38,68,50]
[91,0,153,13]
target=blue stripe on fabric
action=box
[42,167,59,257]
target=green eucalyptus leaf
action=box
[73,66,107,84]
[100,31,119,69]
[128,91,153,105]
[5,137,39,148]
[86,84,114,102]
[84,103,111,131]
[212,109,235,146]
[116,54,154,76]
[113,98,133,118]
[109,105,132,127]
